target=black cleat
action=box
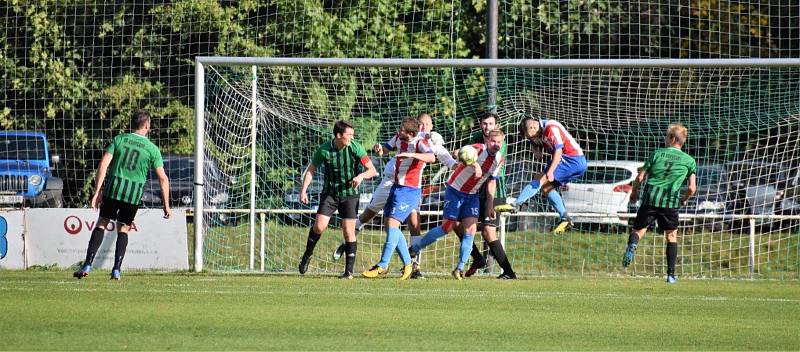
[72,270,88,279]
[497,272,517,280]
[332,243,346,261]
[298,254,311,275]
[410,269,425,279]
[338,272,353,280]
[464,258,486,277]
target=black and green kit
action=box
[103,133,164,205]
[641,147,696,209]
[311,139,368,197]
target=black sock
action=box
[344,241,357,274]
[83,227,105,266]
[488,240,514,274]
[627,231,640,248]
[470,242,485,264]
[113,232,128,271]
[303,228,321,258]
[666,242,678,277]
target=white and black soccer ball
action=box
[458,145,478,165]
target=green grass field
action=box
[2,271,798,350]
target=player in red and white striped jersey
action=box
[410,129,505,280]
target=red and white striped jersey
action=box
[541,119,583,157]
[446,143,504,194]
[385,133,433,188]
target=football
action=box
[458,145,478,165]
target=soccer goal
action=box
[194,57,800,279]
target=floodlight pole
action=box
[486,0,499,113]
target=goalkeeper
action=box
[495,116,587,235]
[297,120,377,279]
[623,123,697,284]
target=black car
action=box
[141,155,232,222]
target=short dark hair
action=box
[333,120,354,136]
[400,117,420,135]
[480,112,498,124]
[132,109,151,130]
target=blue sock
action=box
[377,227,402,268]
[547,190,568,219]
[412,226,447,252]
[513,180,541,206]
[457,233,474,270]
[395,232,411,265]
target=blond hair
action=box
[487,128,505,139]
[666,123,688,146]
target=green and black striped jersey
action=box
[641,147,696,209]
[311,139,369,197]
[103,133,164,205]
[469,130,507,198]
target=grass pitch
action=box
[1,271,798,350]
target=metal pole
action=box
[260,212,265,272]
[749,218,756,279]
[193,61,206,272]
[249,65,257,271]
[486,0,499,113]
[499,214,506,249]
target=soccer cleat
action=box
[410,269,425,279]
[451,269,464,280]
[338,272,354,280]
[332,243,346,261]
[464,258,487,277]
[110,269,121,281]
[298,254,311,275]
[494,204,518,214]
[362,265,387,278]
[497,272,517,280]
[622,244,637,267]
[551,218,573,235]
[400,265,413,280]
[72,264,91,279]
[666,275,677,284]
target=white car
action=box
[560,160,643,225]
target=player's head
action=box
[132,109,151,133]
[665,123,688,147]
[486,129,504,155]
[333,120,355,146]
[398,116,420,142]
[417,113,433,133]
[480,112,499,138]
[518,116,541,140]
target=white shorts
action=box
[367,178,394,212]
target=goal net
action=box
[195,58,800,279]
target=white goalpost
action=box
[194,57,800,279]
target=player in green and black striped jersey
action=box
[74,109,172,281]
[298,120,377,279]
[623,123,697,284]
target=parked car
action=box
[0,131,64,208]
[141,155,232,223]
[560,160,643,225]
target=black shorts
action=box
[632,204,679,231]
[99,196,139,226]
[317,194,359,219]
[478,195,504,227]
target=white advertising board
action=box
[25,208,188,270]
[0,210,25,269]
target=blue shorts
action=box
[546,155,587,186]
[442,186,480,221]
[383,185,421,222]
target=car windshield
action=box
[0,135,46,160]
[573,166,633,184]
[726,164,788,186]
[150,157,221,181]
[696,166,723,186]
